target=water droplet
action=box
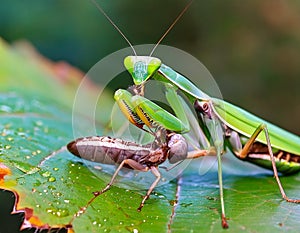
[47,185,56,190]
[46,208,53,213]
[17,132,27,138]
[64,199,70,204]
[48,177,56,182]
[35,120,43,126]
[6,137,14,142]
[46,207,69,217]
[133,229,139,233]
[4,145,11,150]
[27,167,40,175]
[56,208,69,217]
[41,171,51,177]
[33,180,42,187]
[55,192,62,197]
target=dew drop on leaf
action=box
[46,208,54,214]
[47,185,56,190]
[55,192,62,197]
[48,177,56,182]
[35,120,43,126]
[41,171,51,177]
[6,137,14,142]
[56,208,69,217]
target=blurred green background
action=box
[1,0,300,135]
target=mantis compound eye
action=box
[167,134,188,164]
[194,100,209,113]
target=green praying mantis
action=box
[113,78,300,229]
[68,0,300,229]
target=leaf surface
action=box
[1,38,300,233]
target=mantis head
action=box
[124,56,161,85]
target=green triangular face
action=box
[124,56,161,85]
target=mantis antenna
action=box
[91,0,193,58]
[90,0,137,56]
[149,0,193,57]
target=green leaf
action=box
[1,38,300,233]
[170,161,300,232]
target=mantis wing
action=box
[212,98,300,155]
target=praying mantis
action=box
[67,0,300,229]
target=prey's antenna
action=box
[149,0,193,57]
[91,0,137,56]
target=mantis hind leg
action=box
[235,124,300,203]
